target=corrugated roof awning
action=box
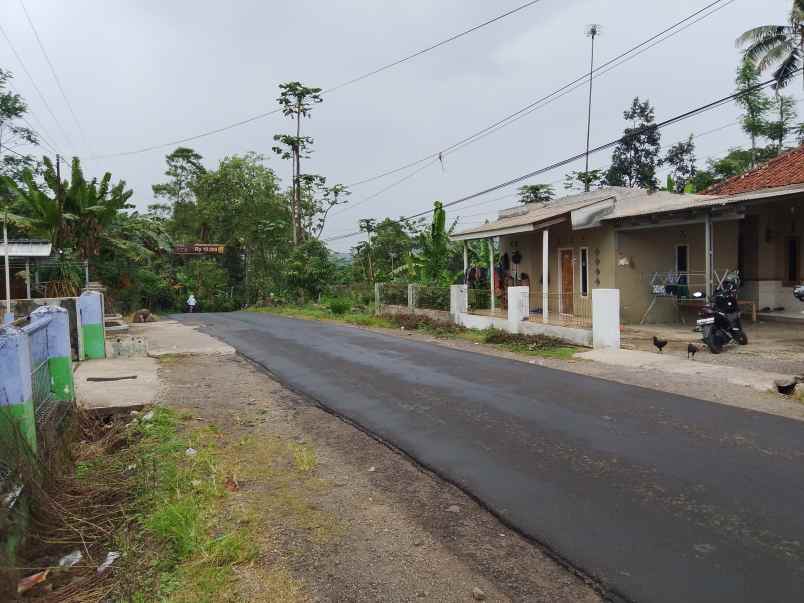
[451,194,610,241]
[0,241,52,257]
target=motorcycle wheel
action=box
[735,332,748,345]
[704,333,723,354]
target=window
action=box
[580,247,589,297]
[675,244,689,285]
[786,237,800,284]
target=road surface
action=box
[176,312,804,603]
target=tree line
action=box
[1,2,801,310]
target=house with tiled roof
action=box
[451,149,804,325]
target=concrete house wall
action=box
[499,220,616,298]
[749,197,804,311]
[615,221,739,324]
[498,219,742,325]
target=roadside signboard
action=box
[174,244,226,255]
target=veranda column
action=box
[705,213,713,299]
[25,258,31,299]
[542,229,549,323]
[488,238,495,314]
[463,241,469,284]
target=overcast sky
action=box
[0,0,792,251]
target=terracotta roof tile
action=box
[705,146,804,195]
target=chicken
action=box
[687,343,699,360]
[653,335,668,353]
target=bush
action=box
[327,299,352,315]
[416,287,450,311]
[381,284,408,306]
[481,328,565,349]
[382,312,464,337]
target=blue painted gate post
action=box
[0,325,37,451]
[30,306,75,401]
[78,291,106,359]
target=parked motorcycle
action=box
[693,272,748,354]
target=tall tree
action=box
[737,0,804,90]
[413,201,456,285]
[605,97,662,190]
[193,153,289,304]
[0,69,38,182]
[297,175,350,239]
[274,81,322,246]
[563,169,605,192]
[151,147,205,240]
[735,56,772,166]
[357,218,376,283]
[661,135,697,193]
[518,184,554,204]
[765,93,798,150]
[352,217,416,282]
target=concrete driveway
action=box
[176,311,804,603]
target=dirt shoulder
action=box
[157,353,602,602]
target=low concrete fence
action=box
[376,282,621,349]
[1,292,106,361]
[451,285,620,350]
[0,306,77,452]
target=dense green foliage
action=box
[4,6,804,313]
[605,97,662,189]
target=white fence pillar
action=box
[592,289,620,350]
[542,229,549,323]
[407,284,418,310]
[450,285,468,319]
[507,286,530,334]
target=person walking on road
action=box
[186,293,198,313]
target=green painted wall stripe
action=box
[81,323,105,360]
[48,356,74,402]
[0,401,37,453]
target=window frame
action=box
[579,246,590,298]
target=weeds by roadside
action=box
[2,406,301,602]
[247,302,578,359]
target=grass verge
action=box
[248,303,578,359]
[8,407,305,602]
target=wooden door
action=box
[560,249,574,315]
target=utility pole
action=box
[3,205,12,324]
[584,24,601,192]
[56,154,63,250]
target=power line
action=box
[0,19,72,152]
[343,0,734,190]
[329,0,734,223]
[324,0,546,93]
[328,0,734,224]
[330,159,439,217]
[1,143,28,158]
[323,74,790,244]
[18,0,92,155]
[86,0,547,160]
[19,112,60,155]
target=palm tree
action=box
[737,0,804,89]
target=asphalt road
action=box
[176,312,804,603]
